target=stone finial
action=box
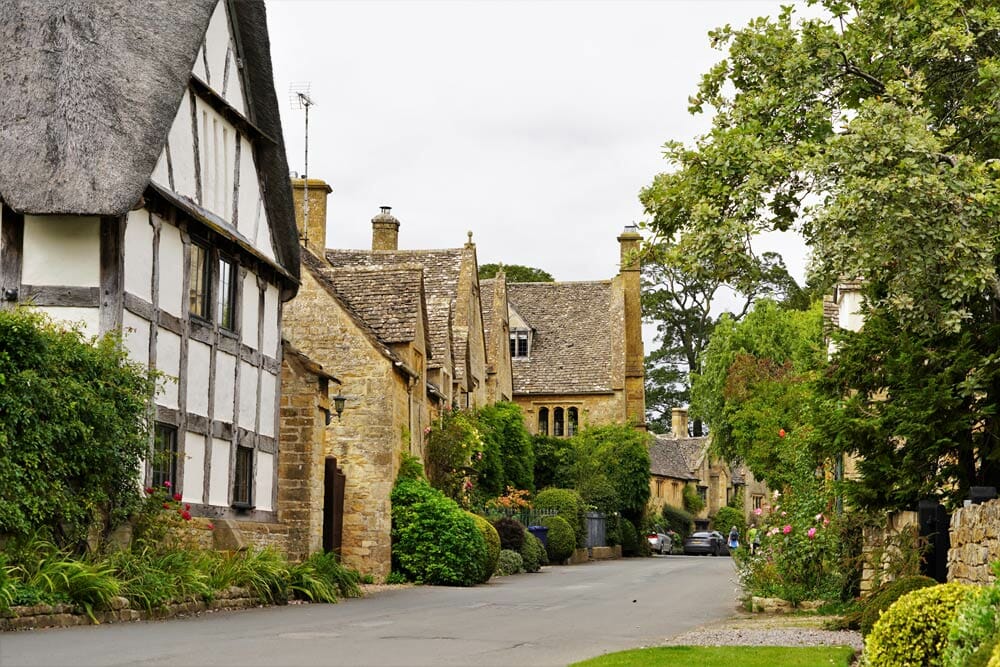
[466,230,474,248]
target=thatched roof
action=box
[0,0,299,281]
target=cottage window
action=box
[509,329,529,358]
[189,242,211,320]
[538,407,549,436]
[151,423,178,491]
[697,485,708,506]
[567,407,578,436]
[752,494,764,511]
[553,407,564,437]
[218,257,237,331]
[232,445,254,508]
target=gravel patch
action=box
[667,627,863,651]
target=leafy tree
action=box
[476,402,534,492]
[568,424,651,524]
[0,308,154,548]
[642,0,1000,508]
[478,263,553,283]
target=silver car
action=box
[646,531,671,555]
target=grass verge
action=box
[571,645,856,667]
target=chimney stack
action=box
[671,407,689,438]
[291,177,332,256]
[618,225,646,430]
[372,206,400,251]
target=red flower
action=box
[778,428,786,438]
[144,487,154,495]
[173,493,182,502]
[207,523,215,530]
[163,481,172,488]
[185,504,190,511]
[180,510,192,521]
[162,502,170,509]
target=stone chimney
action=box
[371,206,400,251]
[671,407,689,438]
[618,225,646,429]
[291,177,332,257]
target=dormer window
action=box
[510,328,530,358]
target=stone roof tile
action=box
[324,264,425,346]
[649,434,708,480]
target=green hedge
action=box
[860,575,938,636]
[466,512,500,582]
[865,583,977,667]
[520,533,546,572]
[538,515,575,563]
[534,488,587,548]
[620,518,639,557]
[712,506,746,541]
[391,477,487,586]
[496,550,523,576]
[661,504,695,542]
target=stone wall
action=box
[860,510,919,595]
[948,499,1000,585]
[515,391,625,437]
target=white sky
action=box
[265,0,810,290]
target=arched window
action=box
[567,407,578,436]
[538,407,549,436]
[554,407,564,437]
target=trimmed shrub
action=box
[493,517,526,551]
[661,504,695,542]
[467,511,500,582]
[391,477,488,586]
[865,583,977,667]
[944,575,1000,667]
[860,574,938,636]
[712,506,746,541]
[620,518,639,557]
[538,515,575,563]
[496,550,524,576]
[398,452,426,481]
[520,533,545,573]
[534,488,587,548]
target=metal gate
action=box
[585,511,606,548]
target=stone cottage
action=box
[479,274,514,404]
[282,179,436,576]
[505,226,646,436]
[0,0,303,540]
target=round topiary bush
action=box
[492,517,526,551]
[534,488,587,548]
[865,582,977,667]
[466,511,500,583]
[860,575,938,636]
[620,518,639,557]
[538,515,575,564]
[519,533,545,573]
[943,576,1000,667]
[496,549,524,576]
[390,477,488,586]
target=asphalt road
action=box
[1,555,739,667]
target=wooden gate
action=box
[322,457,346,553]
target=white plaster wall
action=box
[254,200,275,262]
[22,215,100,286]
[239,361,258,427]
[124,209,153,302]
[197,98,236,223]
[192,45,208,83]
[36,307,99,339]
[225,49,246,116]
[156,328,181,410]
[839,290,865,333]
[187,340,212,416]
[263,285,280,358]
[122,311,150,367]
[164,91,197,201]
[203,0,229,93]
[241,272,259,347]
[214,351,236,423]
[255,451,274,511]
[158,223,185,317]
[150,150,169,187]
[259,371,276,438]
[236,136,261,240]
[183,433,206,504]
[208,437,230,506]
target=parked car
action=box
[683,531,727,556]
[647,531,671,555]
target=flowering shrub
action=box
[132,482,211,549]
[425,410,485,507]
[734,487,844,604]
[487,486,533,511]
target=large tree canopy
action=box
[645,0,1000,509]
[479,263,554,283]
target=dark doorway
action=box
[323,457,346,553]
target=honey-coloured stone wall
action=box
[949,499,1000,585]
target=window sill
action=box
[231,501,255,513]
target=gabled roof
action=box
[506,281,614,394]
[425,297,453,371]
[649,434,710,481]
[300,250,418,379]
[325,264,428,349]
[0,0,299,281]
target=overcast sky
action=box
[265,0,810,289]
